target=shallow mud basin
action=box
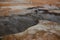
[0,15,38,36]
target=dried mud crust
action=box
[2,31,60,40]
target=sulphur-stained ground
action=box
[0,0,60,6]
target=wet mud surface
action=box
[0,7,60,36]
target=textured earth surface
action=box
[2,20,60,40]
[0,5,60,40]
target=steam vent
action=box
[0,0,60,40]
